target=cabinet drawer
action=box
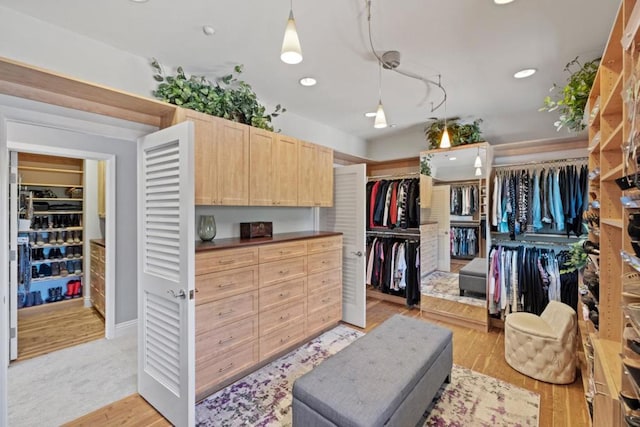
[306,304,341,336]
[259,256,307,287]
[196,247,259,275]
[259,278,306,312]
[259,299,306,337]
[259,320,306,361]
[259,241,307,263]
[308,285,341,311]
[196,291,258,334]
[196,340,259,399]
[196,314,258,361]
[420,223,438,235]
[196,265,258,304]
[307,249,341,275]
[307,236,342,254]
[307,269,341,293]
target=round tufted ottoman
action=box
[504,300,577,384]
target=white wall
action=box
[366,124,427,160]
[195,206,315,240]
[7,117,140,325]
[0,5,368,159]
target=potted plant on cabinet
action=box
[151,59,285,132]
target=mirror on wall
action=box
[420,143,489,312]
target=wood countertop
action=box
[195,231,342,252]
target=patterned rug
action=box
[421,270,486,307]
[196,325,539,427]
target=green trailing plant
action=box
[424,117,483,150]
[151,59,285,131]
[420,153,433,176]
[540,56,600,132]
[560,239,589,274]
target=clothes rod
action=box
[491,239,572,247]
[492,157,587,170]
[367,229,420,237]
[367,172,419,181]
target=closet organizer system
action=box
[488,158,588,320]
[449,183,482,260]
[365,174,421,307]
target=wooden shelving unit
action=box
[586,0,640,425]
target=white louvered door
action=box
[320,164,366,328]
[138,122,195,427]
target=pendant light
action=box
[475,167,482,177]
[474,146,482,168]
[281,0,303,65]
[374,61,388,129]
[440,95,450,148]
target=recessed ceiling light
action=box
[202,25,216,36]
[364,112,377,118]
[130,0,149,3]
[514,68,537,79]
[299,77,317,87]
[494,0,514,4]
[449,157,457,161]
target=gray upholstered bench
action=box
[459,257,487,296]
[292,314,453,427]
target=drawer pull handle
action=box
[218,362,234,373]
[218,282,235,288]
[279,292,290,298]
[218,336,234,345]
[280,313,290,321]
[280,335,291,344]
[279,250,290,255]
[279,269,290,275]
[219,309,234,317]
[322,298,330,303]
[219,260,234,265]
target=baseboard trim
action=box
[114,319,137,338]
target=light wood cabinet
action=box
[97,160,105,218]
[194,233,342,400]
[298,141,334,207]
[90,241,105,318]
[420,223,438,275]
[274,134,299,206]
[249,127,275,206]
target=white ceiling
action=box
[0,0,619,146]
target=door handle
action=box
[167,289,187,299]
[351,251,363,257]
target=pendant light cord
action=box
[366,0,447,112]
[378,61,383,102]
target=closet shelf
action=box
[31,256,83,265]
[29,241,84,248]
[601,218,623,228]
[31,198,81,202]
[18,166,83,174]
[602,164,623,181]
[31,272,84,283]
[33,211,83,215]
[601,122,623,152]
[600,72,624,117]
[21,183,84,189]
[26,226,83,232]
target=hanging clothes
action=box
[450,226,478,258]
[488,244,577,318]
[491,162,588,239]
[367,178,420,230]
[366,236,421,307]
[450,185,478,216]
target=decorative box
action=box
[240,221,273,239]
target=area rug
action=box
[421,270,486,307]
[196,325,539,427]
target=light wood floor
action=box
[16,299,104,361]
[66,298,589,426]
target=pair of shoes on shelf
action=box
[37,264,51,278]
[64,280,82,299]
[23,291,43,307]
[45,287,64,303]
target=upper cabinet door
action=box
[274,135,299,206]
[249,128,275,206]
[216,119,249,206]
[179,110,217,205]
[297,141,316,206]
[315,146,334,207]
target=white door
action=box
[8,151,18,360]
[137,122,195,427]
[424,185,451,271]
[320,164,366,328]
